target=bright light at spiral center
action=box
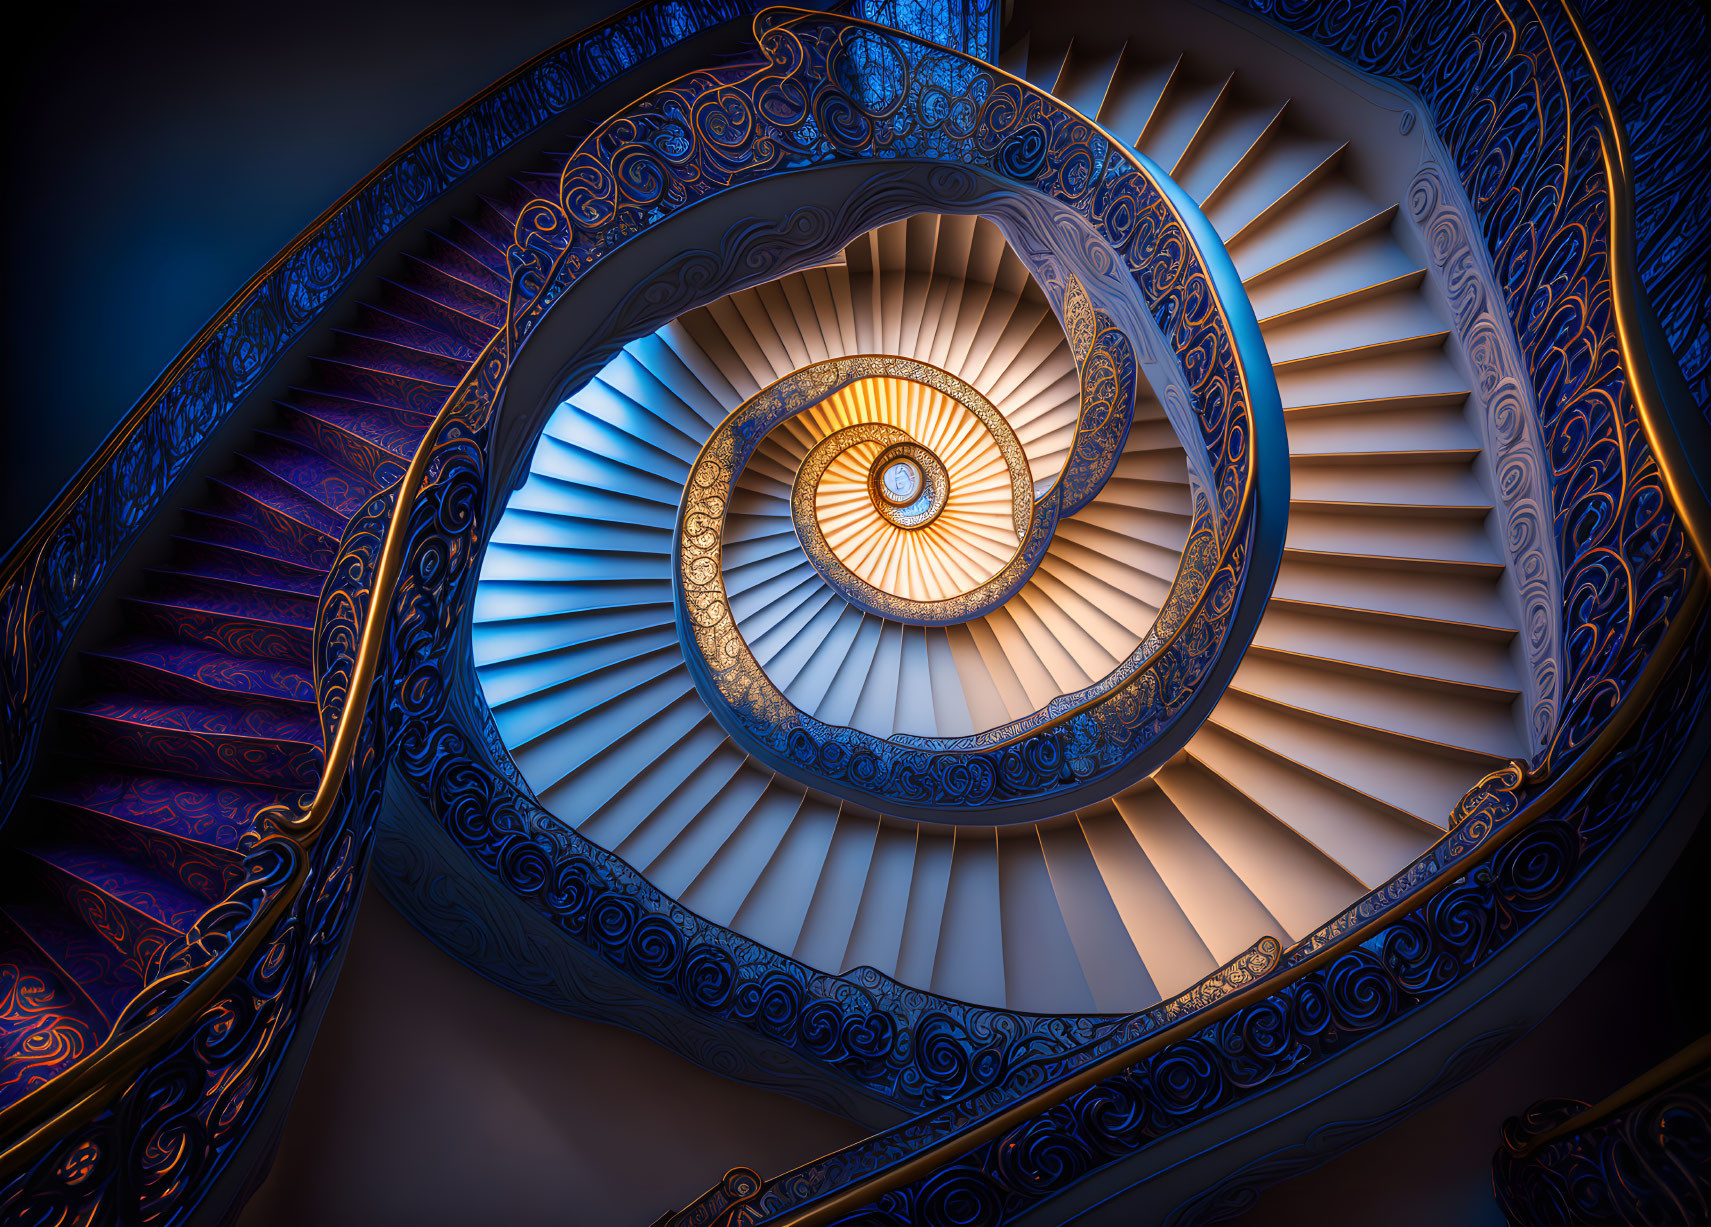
[807,377,1026,604]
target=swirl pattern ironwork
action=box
[1493,1038,1711,1227]
[506,8,1278,816]
[0,0,764,825]
[4,0,1703,1223]
[641,0,1710,1220]
[361,7,1276,1115]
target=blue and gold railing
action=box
[0,0,767,1214]
[1493,1032,1711,1226]
[0,0,1706,1222]
[365,5,1289,1120]
[642,0,1711,1219]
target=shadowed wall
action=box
[238,890,864,1226]
[1,0,625,544]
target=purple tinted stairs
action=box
[0,163,560,1111]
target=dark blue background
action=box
[1,0,621,546]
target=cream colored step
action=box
[1152,755,1364,941]
[1184,721,1437,886]
[1099,49,1184,146]
[1263,291,1450,368]
[1247,235,1424,323]
[1139,69,1235,175]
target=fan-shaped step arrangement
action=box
[477,20,1540,1017]
[997,19,1532,959]
[0,166,567,1107]
[481,214,1200,1014]
[727,384,1187,740]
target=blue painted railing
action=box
[633,0,1711,1219]
[379,5,1287,1116]
[1,0,1704,1223]
[0,0,767,1217]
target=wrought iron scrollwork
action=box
[1493,1037,1711,1227]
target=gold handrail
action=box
[5,2,1703,1214]
[1557,0,1711,571]
[1508,1031,1711,1161]
[657,0,1711,1216]
[0,330,496,1176]
[695,565,1707,1226]
[0,0,754,1179]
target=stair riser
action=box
[0,937,100,1108]
[399,258,507,322]
[34,767,276,850]
[331,330,474,383]
[379,281,500,349]
[347,305,481,361]
[58,713,322,789]
[200,488,340,568]
[168,540,325,596]
[278,410,414,489]
[243,445,376,520]
[141,575,316,630]
[308,358,460,417]
[422,236,510,298]
[37,808,245,907]
[124,601,314,663]
[82,652,315,713]
[1,906,139,1028]
[24,862,187,987]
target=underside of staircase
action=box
[1,1,1704,1225]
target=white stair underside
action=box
[473,33,1532,1014]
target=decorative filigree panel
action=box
[0,0,761,823]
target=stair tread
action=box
[33,768,281,850]
[68,694,322,745]
[22,844,208,932]
[85,639,315,705]
[0,931,103,1105]
[3,902,146,1027]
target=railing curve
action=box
[0,0,772,1213]
[644,0,1711,1218]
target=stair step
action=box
[60,694,323,788]
[306,355,458,416]
[206,470,345,550]
[2,902,145,1028]
[83,638,315,708]
[33,766,282,852]
[0,925,104,1108]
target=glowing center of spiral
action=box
[880,459,923,504]
[799,376,1026,604]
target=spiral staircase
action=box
[468,19,1531,1017]
[0,1,1705,1225]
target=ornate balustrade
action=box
[1493,1034,1711,1226]
[377,5,1287,1114]
[0,0,1704,1223]
[0,0,765,824]
[641,0,1711,1219]
[0,0,772,1217]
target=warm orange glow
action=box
[803,377,1025,603]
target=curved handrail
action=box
[1506,1032,1711,1163]
[3,0,1701,1219]
[0,0,764,1180]
[1561,0,1711,570]
[1493,1032,1711,1224]
[642,8,1285,821]
[649,0,1711,1218]
[660,574,1708,1225]
[0,0,761,822]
